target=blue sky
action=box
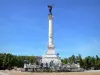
[0,0,100,58]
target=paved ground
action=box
[85,70,100,72]
[0,70,100,75]
[0,71,8,75]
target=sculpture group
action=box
[48,5,52,15]
[22,58,84,72]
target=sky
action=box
[0,0,100,58]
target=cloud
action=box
[93,39,100,46]
[73,39,100,57]
[0,48,13,52]
[0,45,46,56]
[76,44,93,54]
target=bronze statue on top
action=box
[48,5,53,15]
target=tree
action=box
[61,58,68,64]
[0,53,100,70]
[68,55,76,64]
[76,54,84,68]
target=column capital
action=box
[48,14,54,20]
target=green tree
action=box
[61,58,68,64]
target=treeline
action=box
[0,53,100,70]
[62,54,100,70]
[0,53,36,69]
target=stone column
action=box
[48,14,53,45]
[47,14,55,54]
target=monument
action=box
[41,5,61,66]
[22,5,83,72]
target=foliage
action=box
[0,53,36,69]
[0,53,100,70]
[62,54,100,70]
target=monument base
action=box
[41,53,61,66]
